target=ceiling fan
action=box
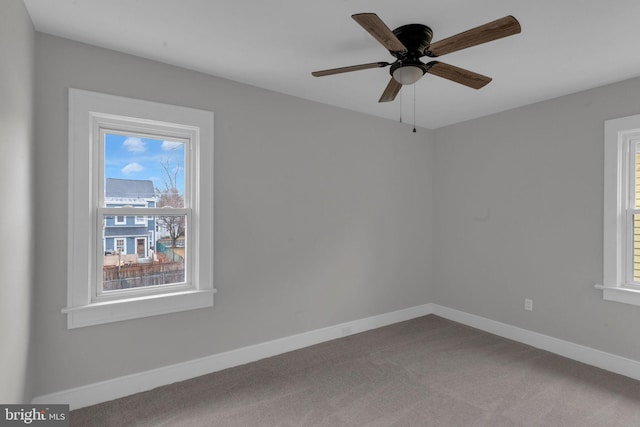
[312,13,521,102]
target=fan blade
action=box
[426,61,492,89]
[379,77,402,102]
[426,15,521,57]
[312,62,389,77]
[352,13,407,52]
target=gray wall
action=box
[0,0,35,404]
[434,77,640,361]
[33,34,434,396]
[29,16,640,400]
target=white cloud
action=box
[122,162,144,174]
[162,140,183,151]
[123,137,146,153]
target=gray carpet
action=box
[70,315,640,426]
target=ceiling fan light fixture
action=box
[392,65,425,85]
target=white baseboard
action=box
[430,304,640,382]
[32,304,433,410]
[32,303,640,410]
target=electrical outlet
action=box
[524,298,533,312]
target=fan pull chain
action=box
[399,89,403,123]
[413,84,417,133]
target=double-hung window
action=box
[600,114,640,306]
[64,89,214,328]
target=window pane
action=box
[635,214,640,282]
[104,133,185,208]
[102,214,186,291]
[635,146,640,209]
[115,238,125,254]
[633,146,640,281]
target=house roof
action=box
[105,178,155,199]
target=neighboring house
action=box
[104,178,157,258]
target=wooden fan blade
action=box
[352,13,407,52]
[379,77,402,102]
[312,62,388,77]
[426,16,521,57]
[426,61,492,89]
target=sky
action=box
[104,133,185,194]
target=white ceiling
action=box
[23,0,640,129]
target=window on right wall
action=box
[600,114,640,306]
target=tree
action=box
[156,157,184,248]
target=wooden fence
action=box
[103,261,184,290]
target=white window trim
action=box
[135,237,147,258]
[598,114,640,306]
[114,238,127,255]
[135,215,146,225]
[64,88,215,328]
[115,215,126,225]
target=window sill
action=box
[62,289,215,329]
[595,284,640,307]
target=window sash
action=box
[619,135,640,288]
[98,127,192,210]
[623,211,640,287]
[96,208,191,300]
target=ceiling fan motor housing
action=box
[390,24,433,77]
[392,24,433,55]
